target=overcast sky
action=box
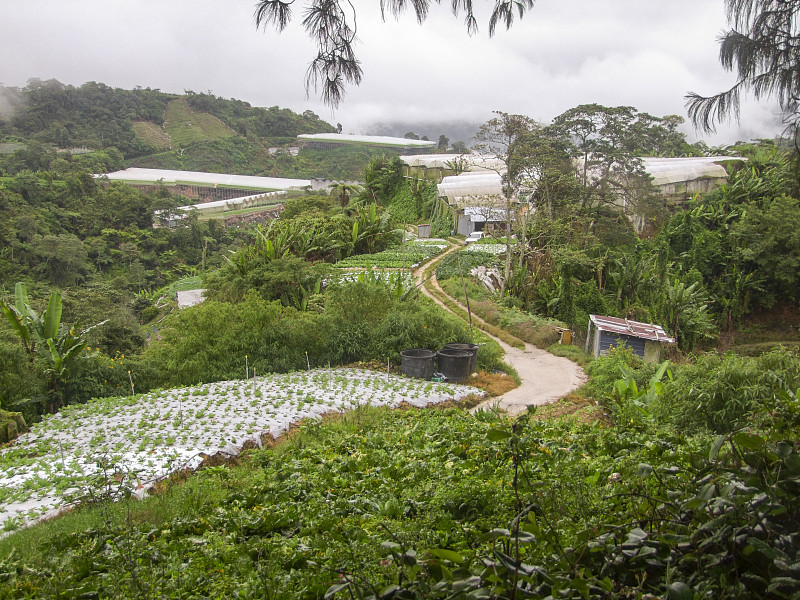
[2,0,787,146]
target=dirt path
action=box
[414,243,587,416]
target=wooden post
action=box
[584,321,592,354]
[457,254,474,338]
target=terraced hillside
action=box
[131,120,171,150]
[162,98,236,147]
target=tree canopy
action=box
[686,0,800,144]
[254,0,536,106]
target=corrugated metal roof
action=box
[590,314,676,344]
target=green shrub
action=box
[387,185,419,222]
[0,336,46,413]
[139,305,159,323]
[655,347,800,434]
[436,251,500,280]
[140,283,470,388]
[585,346,657,407]
[323,282,469,365]
[546,343,594,367]
[476,337,504,371]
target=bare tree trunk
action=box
[500,194,513,297]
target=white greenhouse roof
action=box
[298,133,436,147]
[176,191,285,212]
[435,155,743,204]
[424,154,744,191]
[438,172,503,204]
[400,153,507,172]
[640,156,742,186]
[99,168,311,190]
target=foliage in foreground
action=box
[1,371,798,599]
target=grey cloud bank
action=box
[2,0,786,146]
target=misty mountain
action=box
[363,120,482,150]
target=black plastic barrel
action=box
[436,349,472,383]
[400,348,436,380]
[443,343,479,374]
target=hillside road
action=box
[414,243,587,416]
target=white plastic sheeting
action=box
[401,153,507,172]
[0,369,483,528]
[437,172,503,204]
[99,168,311,190]
[436,155,743,204]
[298,133,436,148]
[177,191,285,213]
[462,206,509,222]
[640,156,741,186]
[176,289,206,309]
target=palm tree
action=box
[330,182,362,208]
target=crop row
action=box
[462,242,507,255]
[0,368,482,529]
[335,242,448,269]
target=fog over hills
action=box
[364,120,482,148]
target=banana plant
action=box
[282,277,322,312]
[2,282,107,410]
[1,282,60,360]
[612,359,672,426]
[254,222,292,262]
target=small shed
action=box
[456,206,510,236]
[586,315,675,363]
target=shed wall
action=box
[598,332,647,358]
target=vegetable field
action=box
[335,240,448,270]
[0,369,481,530]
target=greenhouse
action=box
[297,133,436,153]
[431,155,746,206]
[437,172,504,206]
[100,168,311,191]
[400,153,506,179]
[639,156,742,200]
[154,191,287,226]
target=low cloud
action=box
[3,0,787,147]
[0,85,23,121]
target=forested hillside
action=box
[0,80,391,180]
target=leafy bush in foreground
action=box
[3,340,800,600]
[3,395,798,599]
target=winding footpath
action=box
[414,243,587,416]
